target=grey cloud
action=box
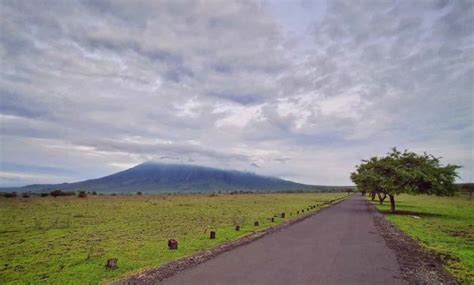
[0,0,472,186]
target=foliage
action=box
[351,148,460,212]
[458,183,474,199]
[77,191,87,198]
[2,192,17,198]
[373,194,473,283]
[49,190,75,197]
[0,192,347,284]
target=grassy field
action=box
[0,192,347,284]
[373,194,473,283]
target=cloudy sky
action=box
[0,0,473,187]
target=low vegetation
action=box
[0,192,347,284]
[373,194,473,283]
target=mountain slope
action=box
[13,162,315,193]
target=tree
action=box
[351,148,460,213]
[2,192,17,198]
[50,190,64,197]
[50,190,75,197]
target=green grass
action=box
[373,194,474,283]
[0,192,347,284]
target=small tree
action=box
[50,190,64,197]
[351,148,460,213]
[2,192,17,198]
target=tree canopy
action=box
[350,148,460,212]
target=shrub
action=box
[78,191,87,198]
[50,190,64,197]
[136,192,142,195]
[2,192,17,198]
[50,190,75,197]
[40,193,49,197]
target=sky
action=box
[0,0,473,187]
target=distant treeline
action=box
[5,184,474,199]
[458,183,474,198]
[1,186,356,198]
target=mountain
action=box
[7,162,329,193]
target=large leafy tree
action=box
[351,148,460,213]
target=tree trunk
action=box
[371,192,376,201]
[389,194,396,213]
[377,193,386,204]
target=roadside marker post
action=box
[105,258,118,270]
[168,239,178,250]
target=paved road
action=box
[162,195,404,285]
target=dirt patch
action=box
[107,197,348,285]
[373,209,459,284]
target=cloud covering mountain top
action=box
[1,0,472,186]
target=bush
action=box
[50,190,64,197]
[50,190,75,197]
[2,192,17,198]
[137,192,142,195]
[40,193,49,197]
[21,193,30,198]
[78,191,87,198]
[92,191,97,195]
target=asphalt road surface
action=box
[162,195,405,285]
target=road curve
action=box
[162,195,405,285]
